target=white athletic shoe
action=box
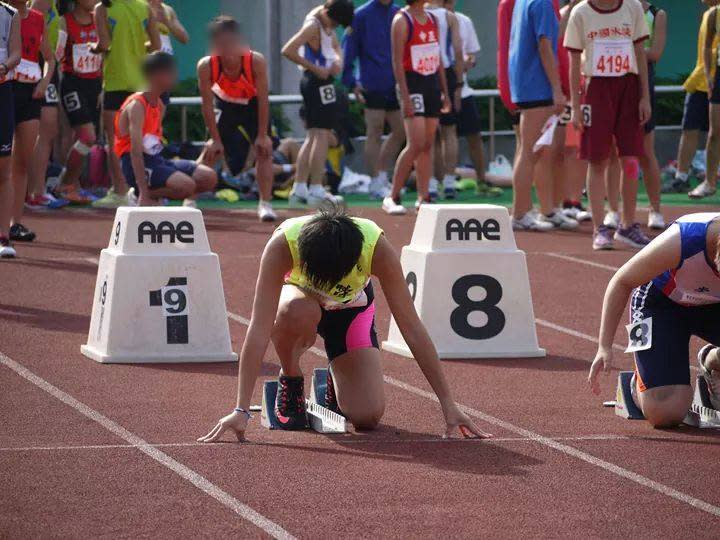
[603,211,620,229]
[576,209,592,222]
[647,210,665,230]
[547,209,579,230]
[512,210,554,231]
[368,177,391,200]
[126,188,138,207]
[258,201,277,222]
[0,237,16,258]
[688,181,717,199]
[182,199,198,208]
[288,193,307,208]
[698,344,720,410]
[428,178,439,201]
[382,196,407,215]
[307,190,344,208]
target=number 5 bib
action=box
[592,39,634,77]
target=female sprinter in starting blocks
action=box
[589,212,720,427]
[199,206,491,441]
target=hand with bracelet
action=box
[197,407,252,442]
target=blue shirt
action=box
[509,0,558,104]
[341,0,399,96]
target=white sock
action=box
[309,184,326,197]
[443,174,456,187]
[377,170,388,184]
[292,182,308,198]
[281,164,293,174]
[429,177,439,189]
[676,171,689,181]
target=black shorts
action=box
[317,282,379,362]
[457,96,482,136]
[440,67,459,126]
[300,71,339,130]
[363,89,399,111]
[120,153,197,191]
[645,62,656,133]
[0,82,13,156]
[42,67,60,108]
[516,99,553,110]
[61,74,102,127]
[630,284,720,391]
[681,91,709,132]
[12,81,42,124]
[214,95,262,176]
[403,71,442,118]
[103,90,132,112]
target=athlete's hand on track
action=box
[639,96,651,126]
[255,134,273,160]
[443,405,493,439]
[198,410,248,443]
[588,347,613,395]
[353,85,366,105]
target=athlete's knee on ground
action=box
[344,401,385,430]
[640,386,693,428]
[192,164,217,193]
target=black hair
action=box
[297,205,364,291]
[208,15,241,39]
[142,51,176,76]
[57,0,73,16]
[325,0,354,28]
[101,0,112,6]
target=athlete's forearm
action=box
[200,100,222,142]
[569,52,582,109]
[634,44,650,101]
[538,37,562,95]
[598,276,632,351]
[130,148,149,195]
[234,325,271,410]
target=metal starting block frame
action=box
[614,371,720,428]
[260,368,347,433]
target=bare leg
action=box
[254,148,273,202]
[308,128,330,186]
[466,133,485,181]
[380,110,405,172]
[676,129,699,176]
[440,124,458,179]
[636,384,693,428]
[416,118,439,201]
[28,106,59,196]
[63,124,97,185]
[587,159,609,231]
[390,116,427,199]
[620,156,639,227]
[271,285,322,377]
[11,120,40,224]
[513,107,553,218]
[551,126,567,208]
[364,108,385,178]
[0,155,12,236]
[331,348,386,430]
[705,103,720,189]
[639,130,662,212]
[564,146,588,202]
[103,109,127,195]
[605,144,621,214]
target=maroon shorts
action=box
[580,74,643,162]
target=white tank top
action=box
[299,13,338,71]
[652,213,720,306]
[425,6,454,69]
[0,2,15,67]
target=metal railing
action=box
[169,85,685,158]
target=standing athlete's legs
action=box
[416,117,439,202]
[11,120,40,228]
[390,116,427,199]
[364,108,387,179]
[102,108,127,197]
[513,106,553,219]
[639,130,663,222]
[28,105,59,199]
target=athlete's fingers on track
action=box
[460,423,493,439]
[197,422,225,443]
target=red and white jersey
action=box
[15,8,44,83]
[401,8,440,76]
[61,13,102,79]
[208,52,257,105]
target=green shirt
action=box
[45,0,59,53]
[103,0,149,92]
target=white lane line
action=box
[227,312,720,518]
[535,318,625,353]
[0,352,295,540]
[541,252,621,272]
[0,434,631,453]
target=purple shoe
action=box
[614,223,651,249]
[593,226,614,251]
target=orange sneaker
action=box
[55,185,93,205]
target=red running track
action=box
[1,206,719,538]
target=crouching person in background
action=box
[114,52,216,206]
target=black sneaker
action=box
[325,369,342,415]
[9,223,36,242]
[0,236,16,258]
[274,375,308,430]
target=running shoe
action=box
[476,181,503,198]
[603,211,620,229]
[592,226,614,251]
[9,223,36,242]
[182,199,198,208]
[368,177,391,200]
[562,200,591,222]
[614,223,651,249]
[414,195,433,210]
[307,190,343,208]
[25,193,63,210]
[274,375,308,430]
[512,210,554,231]
[546,209,579,230]
[91,188,127,208]
[698,344,720,410]
[258,201,277,222]
[54,185,92,205]
[688,180,717,199]
[126,188,138,207]
[647,210,665,230]
[382,196,406,215]
[428,178,439,201]
[0,236,16,258]
[443,176,457,199]
[325,369,342,415]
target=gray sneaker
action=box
[614,223,651,249]
[698,344,720,410]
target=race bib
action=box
[592,39,633,77]
[160,34,174,55]
[319,84,336,105]
[63,90,81,112]
[73,43,102,74]
[558,104,572,126]
[409,93,425,114]
[45,83,59,104]
[16,58,42,83]
[142,134,163,156]
[581,104,592,127]
[410,42,440,76]
[625,316,652,353]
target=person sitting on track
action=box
[589,212,720,428]
[199,205,492,441]
[282,0,353,209]
[114,52,216,206]
[382,0,450,215]
[198,16,276,222]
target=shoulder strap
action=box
[209,55,220,84]
[401,10,413,38]
[242,50,254,87]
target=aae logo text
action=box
[445,218,500,241]
[137,221,195,244]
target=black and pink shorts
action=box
[317,282,379,361]
[580,74,644,162]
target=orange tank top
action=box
[210,51,257,105]
[114,92,163,157]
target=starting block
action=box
[81,207,237,363]
[260,368,346,433]
[684,376,720,428]
[614,371,644,420]
[382,205,545,359]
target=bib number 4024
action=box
[149,277,189,344]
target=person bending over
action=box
[199,206,491,441]
[589,212,720,428]
[114,52,216,206]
